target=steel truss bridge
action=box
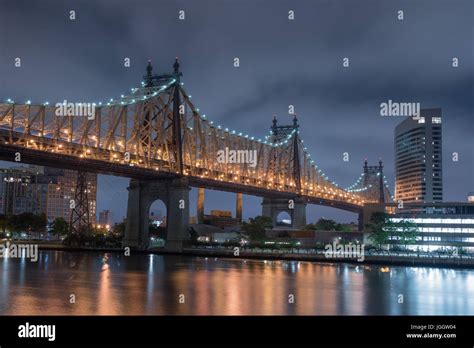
[0,59,390,215]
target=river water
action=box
[1,250,473,315]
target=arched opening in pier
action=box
[276,211,292,227]
[149,199,167,247]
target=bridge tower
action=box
[261,115,306,229]
[142,58,184,173]
[69,170,91,237]
[123,60,190,251]
[362,159,387,203]
[358,159,390,231]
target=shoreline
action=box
[21,243,474,269]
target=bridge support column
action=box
[292,199,307,229]
[123,179,149,249]
[165,178,190,252]
[123,177,190,252]
[197,188,205,224]
[358,211,364,232]
[236,193,242,223]
[261,197,306,229]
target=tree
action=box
[32,214,47,238]
[149,219,166,239]
[304,223,318,230]
[113,220,126,237]
[304,218,338,231]
[335,223,351,232]
[188,226,198,243]
[90,225,108,235]
[50,218,69,238]
[366,212,396,250]
[8,214,30,238]
[241,216,273,242]
[395,219,419,250]
[0,214,9,234]
[5,213,47,239]
[316,218,337,231]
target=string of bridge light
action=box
[377,172,392,191]
[345,172,373,193]
[3,81,327,160]
[184,94,350,193]
[384,174,395,201]
[4,79,368,200]
[345,172,392,193]
[296,136,347,190]
[2,79,177,108]
[4,80,310,154]
[346,173,365,191]
[180,85,297,147]
[181,91,351,194]
[383,174,390,190]
[346,184,372,193]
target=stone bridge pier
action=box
[122,177,190,252]
[261,197,307,229]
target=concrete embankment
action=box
[177,248,474,269]
[17,242,474,269]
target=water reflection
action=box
[0,250,473,315]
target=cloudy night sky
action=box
[0,0,472,223]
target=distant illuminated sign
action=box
[468,193,474,203]
[3,177,24,183]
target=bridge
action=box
[0,59,391,250]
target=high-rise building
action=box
[98,210,112,227]
[0,167,37,215]
[0,166,97,222]
[394,108,443,204]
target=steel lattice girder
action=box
[0,83,377,209]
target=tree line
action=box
[0,213,126,240]
[236,215,419,250]
[0,213,48,238]
[366,212,419,250]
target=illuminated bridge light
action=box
[0,80,380,213]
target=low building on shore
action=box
[190,224,246,244]
[266,229,365,248]
[388,202,474,252]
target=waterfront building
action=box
[0,166,97,223]
[394,108,443,204]
[0,167,38,215]
[98,209,113,227]
[389,202,474,252]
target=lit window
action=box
[432,117,442,124]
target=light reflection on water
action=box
[0,250,473,315]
